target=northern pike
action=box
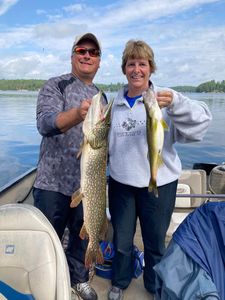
[70,91,113,268]
[143,89,168,197]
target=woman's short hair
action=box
[121,40,157,74]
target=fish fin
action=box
[102,98,114,118]
[70,188,83,208]
[79,224,89,240]
[157,153,164,167]
[85,244,104,268]
[99,217,109,240]
[96,245,104,264]
[161,119,169,130]
[76,141,84,159]
[76,148,82,159]
[148,181,159,198]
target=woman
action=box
[107,40,212,300]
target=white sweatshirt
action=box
[108,83,212,188]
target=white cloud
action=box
[36,9,46,16]
[85,0,220,29]
[0,0,224,85]
[63,4,83,13]
[33,21,82,39]
[178,64,190,73]
[0,53,69,79]
[0,0,18,15]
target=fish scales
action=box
[143,89,168,197]
[71,91,113,268]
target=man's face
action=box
[71,40,101,84]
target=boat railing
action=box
[0,167,36,205]
[0,166,225,206]
[0,167,36,194]
[176,193,225,199]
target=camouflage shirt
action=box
[34,73,100,196]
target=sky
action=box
[0,0,225,86]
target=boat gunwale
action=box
[0,167,36,195]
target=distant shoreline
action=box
[1,89,225,94]
[0,79,225,93]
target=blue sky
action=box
[0,0,225,86]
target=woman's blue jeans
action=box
[108,176,178,293]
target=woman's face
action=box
[125,58,151,92]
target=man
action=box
[33,32,102,300]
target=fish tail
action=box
[85,244,104,268]
[148,153,163,198]
[148,180,159,198]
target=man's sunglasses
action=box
[73,47,101,57]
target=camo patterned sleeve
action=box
[37,77,64,137]
[34,73,100,196]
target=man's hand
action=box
[78,99,92,120]
[55,99,92,132]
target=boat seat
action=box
[176,169,207,208]
[0,203,71,300]
[166,169,207,242]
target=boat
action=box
[0,164,225,300]
[0,167,36,205]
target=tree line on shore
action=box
[0,79,225,93]
[0,79,124,92]
[172,80,225,93]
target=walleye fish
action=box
[143,89,168,197]
[70,91,113,268]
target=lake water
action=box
[0,90,225,189]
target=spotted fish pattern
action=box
[70,91,113,267]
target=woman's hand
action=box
[156,91,173,108]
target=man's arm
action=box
[55,99,91,132]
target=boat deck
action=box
[90,274,153,300]
[72,220,154,300]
